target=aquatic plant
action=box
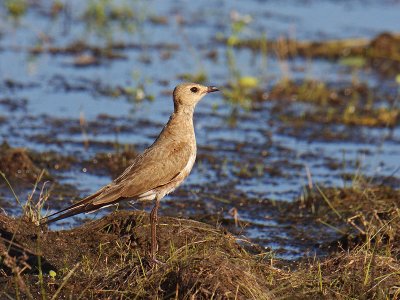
[225,32,400,77]
[4,0,27,21]
[83,0,137,43]
[222,11,261,109]
[265,79,399,127]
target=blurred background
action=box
[0,0,399,260]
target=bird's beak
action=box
[207,86,219,93]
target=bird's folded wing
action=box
[90,140,192,206]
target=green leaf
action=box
[238,76,259,89]
[49,270,57,279]
[227,36,239,46]
[395,74,400,84]
[339,56,366,68]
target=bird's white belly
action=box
[135,151,196,201]
[136,189,157,201]
[161,151,196,197]
[182,151,196,175]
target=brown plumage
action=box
[40,82,219,259]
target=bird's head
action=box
[173,83,218,111]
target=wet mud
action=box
[1,182,399,299]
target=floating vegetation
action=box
[29,40,127,61]
[83,0,137,40]
[221,11,262,108]
[248,79,399,128]
[3,0,27,20]
[219,32,400,76]
[178,71,208,84]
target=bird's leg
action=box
[150,196,160,260]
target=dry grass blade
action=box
[51,262,81,300]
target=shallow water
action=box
[0,0,399,259]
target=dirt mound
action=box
[0,211,276,299]
[0,143,43,182]
[1,183,399,299]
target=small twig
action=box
[304,164,313,189]
[229,207,240,227]
[347,214,366,235]
[80,110,89,150]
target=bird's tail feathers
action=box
[40,192,101,225]
[40,204,87,225]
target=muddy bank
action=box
[286,183,400,299]
[225,79,399,129]
[1,183,399,299]
[225,32,400,76]
[0,211,275,299]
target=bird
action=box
[40,82,219,260]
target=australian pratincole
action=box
[40,82,219,259]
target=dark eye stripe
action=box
[190,87,199,93]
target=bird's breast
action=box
[158,148,196,198]
[182,150,196,177]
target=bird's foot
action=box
[144,254,166,272]
[148,244,162,266]
[147,257,165,267]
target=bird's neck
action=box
[158,108,196,143]
[174,104,195,116]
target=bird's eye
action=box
[190,87,199,93]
